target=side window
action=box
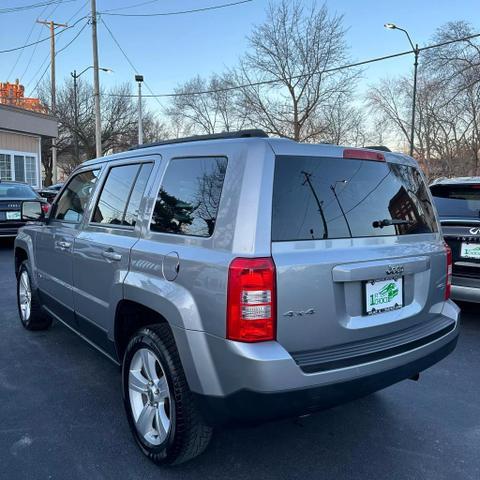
[150,157,227,237]
[92,163,153,227]
[124,164,153,227]
[55,170,99,223]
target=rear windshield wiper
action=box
[372,218,414,229]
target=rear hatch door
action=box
[271,151,448,362]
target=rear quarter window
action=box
[150,156,227,237]
[272,156,437,241]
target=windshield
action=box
[272,156,438,241]
[0,183,37,199]
[430,184,480,218]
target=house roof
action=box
[0,103,57,139]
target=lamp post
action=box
[135,74,144,145]
[384,23,419,157]
[70,66,112,162]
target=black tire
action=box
[17,261,52,331]
[122,324,212,465]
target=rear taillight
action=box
[343,148,385,162]
[444,242,452,300]
[227,257,276,342]
[41,203,50,214]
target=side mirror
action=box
[22,201,46,222]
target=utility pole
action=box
[135,74,144,145]
[71,70,80,164]
[37,19,67,184]
[301,171,328,239]
[91,0,102,158]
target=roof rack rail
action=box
[130,129,268,150]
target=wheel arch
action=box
[114,299,169,361]
[14,246,28,277]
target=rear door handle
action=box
[102,249,122,262]
[55,240,71,250]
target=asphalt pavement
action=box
[1,238,479,480]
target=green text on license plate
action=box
[6,211,21,220]
[365,277,403,315]
[461,243,480,260]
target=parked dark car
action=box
[430,177,480,303]
[37,182,64,203]
[0,181,49,237]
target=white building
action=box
[0,103,58,188]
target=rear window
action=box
[430,184,480,218]
[0,184,36,199]
[272,156,437,241]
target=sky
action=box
[0,0,479,114]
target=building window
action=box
[0,154,12,180]
[0,151,38,186]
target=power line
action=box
[99,0,252,17]
[13,0,65,82]
[29,19,89,96]
[0,0,76,15]
[100,17,164,109]
[103,32,480,99]
[101,0,164,13]
[0,15,87,54]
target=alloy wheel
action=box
[128,348,172,446]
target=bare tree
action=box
[234,0,360,142]
[367,21,480,178]
[39,79,168,182]
[165,74,246,136]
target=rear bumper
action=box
[451,283,480,304]
[172,301,460,426]
[0,225,23,237]
[194,335,458,426]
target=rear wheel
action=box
[122,324,212,465]
[17,261,52,331]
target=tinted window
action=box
[0,183,37,199]
[55,170,99,222]
[124,164,153,227]
[272,156,437,241]
[92,164,139,225]
[430,184,480,218]
[151,157,227,237]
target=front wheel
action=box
[122,324,212,465]
[17,261,52,330]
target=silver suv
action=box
[14,130,460,465]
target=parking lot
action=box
[0,238,478,480]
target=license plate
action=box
[6,211,21,220]
[365,277,403,315]
[460,242,480,260]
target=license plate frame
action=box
[364,277,404,316]
[460,242,480,260]
[6,211,21,221]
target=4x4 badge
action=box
[283,308,315,317]
[385,265,404,276]
[469,227,480,235]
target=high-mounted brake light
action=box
[444,242,452,300]
[227,257,276,342]
[343,148,385,162]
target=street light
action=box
[135,74,144,145]
[384,22,419,157]
[70,66,112,162]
